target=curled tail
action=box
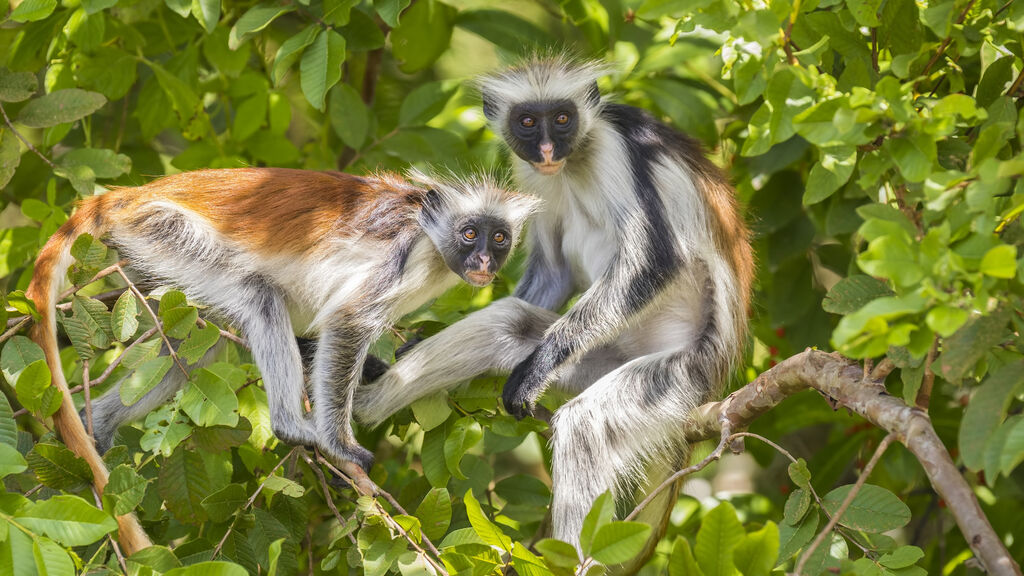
[25,194,152,554]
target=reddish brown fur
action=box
[24,167,435,555]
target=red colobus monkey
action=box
[355,59,754,565]
[27,167,539,553]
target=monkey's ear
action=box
[423,189,442,211]
[482,92,498,121]
[587,82,601,106]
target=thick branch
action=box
[684,349,1020,576]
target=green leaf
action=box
[16,89,107,128]
[179,321,221,364]
[273,25,319,86]
[847,0,881,26]
[733,522,778,576]
[783,489,811,525]
[32,536,75,576]
[788,458,812,489]
[70,232,108,270]
[300,29,345,112]
[857,235,923,287]
[695,501,743,576]
[111,290,140,342]
[27,439,93,491]
[454,9,554,53]
[103,464,148,516]
[804,146,856,205]
[879,546,924,569]
[190,0,219,32]
[16,359,56,416]
[20,495,118,546]
[535,538,580,568]
[2,335,45,384]
[10,0,57,22]
[886,133,936,183]
[181,363,241,427]
[81,0,117,14]
[329,83,370,149]
[669,536,702,576]
[339,9,386,51]
[960,361,1024,471]
[925,306,968,338]
[979,245,1017,278]
[57,148,131,180]
[159,446,211,523]
[998,417,1024,476]
[261,474,305,498]
[390,0,456,73]
[121,356,174,406]
[934,309,1010,382]
[73,47,138,100]
[579,491,614,555]
[590,521,652,565]
[165,562,249,576]
[463,490,511,552]
[149,62,210,139]
[160,290,198,339]
[494,474,550,507]
[0,68,38,102]
[0,443,28,479]
[443,416,482,478]
[65,7,105,51]
[0,396,18,449]
[821,484,910,533]
[414,487,451,541]
[399,81,457,127]
[233,94,267,141]
[201,483,247,522]
[0,129,22,189]
[374,0,411,27]
[776,512,817,566]
[230,2,295,49]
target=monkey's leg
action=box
[232,281,317,448]
[87,340,224,453]
[311,320,376,472]
[549,349,703,556]
[353,298,559,428]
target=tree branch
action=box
[679,349,1020,576]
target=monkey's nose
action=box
[540,142,554,163]
[477,254,491,271]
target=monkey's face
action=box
[505,100,579,176]
[446,216,513,286]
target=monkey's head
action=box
[411,170,542,286]
[479,57,606,176]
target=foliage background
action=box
[1,0,1023,574]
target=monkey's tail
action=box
[24,194,152,555]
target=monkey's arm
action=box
[502,245,681,418]
[513,225,573,311]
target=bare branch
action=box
[0,102,56,169]
[794,434,895,575]
[681,349,1021,576]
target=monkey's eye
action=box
[462,227,478,241]
[520,116,536,128]
[493,231,507,244]
[555,113,570,125]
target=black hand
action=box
[361,354,390,383]
[502,350,544,420]
[394,336,423,360]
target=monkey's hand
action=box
[361,355,390,383]
[502,350,550,420]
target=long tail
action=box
[24,194,152,554]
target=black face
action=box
[445,215,513,287]
[505,99,579,173]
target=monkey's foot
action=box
[394,337,423,360]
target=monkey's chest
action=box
[559,208,616,286]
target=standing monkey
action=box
[355,58,754,562]
[27,168,538,553]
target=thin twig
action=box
[869,358,895,382]
[915,336,940,410]
[0,317,31,345]
[300,452,357,545]
[92,327,160,387]
[794,434,895,575]
[315,453,449,576]
[918,0,977,85]
[195,317,248,348]
[114,266,189,378]
[379,487,445,561]
[0,102,56,169]
[212,446,299,559]
[91,487,128,573]
[83,360,93,437]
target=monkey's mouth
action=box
[465,271,495,286]
[532,160,565,175]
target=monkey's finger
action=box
[394,337,423,360]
